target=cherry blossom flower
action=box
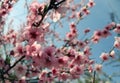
[0,0,119,82]
[14,43,25,56]
[105,22,116,30]
[14,64,27,78]
[51,11,61,22]
[101,29,111,38]
[100,52,109,61]
[95,64,102,72]
[26,41,41,56]
[114,24,120,34]
[87,0,95,8]
[59,72,70,81]
[84,46,91,56]
[114,37,120,49]
[70,65,84,79]
[23,27,45,44]
[110,50,115,58]
[39,70,53,83]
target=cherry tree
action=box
[0,0,120,83]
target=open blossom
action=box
[101,29,111,38]
[81,7,90,15]
[26,41,41,56]
[59,72,70,81]
[57,56,69,67]
[39,70,53,82]
[51,11,61,22]
[84,46,91,56]
[14,43,25,56]
[91,36,101,43]
[114,37,120,49]
[100,52,109,61]
[29,1,45,14]
[105,22,116,30]
[78,40,86,49]
[87,0,95,8]
[66,32,74,40]
[23,27,45,44]
[88,65,93,73]
[66,22,77,40]
[14,64,27,78]
[94,64,102,72]
[70,22,76,30]
[114,24,120,33]
[91,30,102,43]
[56,1,69,17]
[1,0,119,82]
[70,65,84,79]
[34,46,58,68]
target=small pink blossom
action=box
[105,22,116,30]
[59,72,70,81]
[84,46,91,56]
[14,64,27,77]
[51,11,61,22]
[88,65,93,73]
[14,43,25,56]
[23,27,44,44]
[110,50,115,58]
[114,37,120,49]
[70,65,84,79]
[66,32,74,40]
[94,64,102,72]
[26,41,41,56]
[87,0,95,8]
[57,56,69,67]
[81,7,90,15]
[114,24,120,33]
[101,29,111,38]
[39,70,53,83]
[100,52,109,61]
[70,22,76,30]
[91,36,101,43]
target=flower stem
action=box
[4,55,25,74]
[93,71,96,83]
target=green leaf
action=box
[44,5,48,13]
[5,55,11,65]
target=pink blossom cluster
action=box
[0,0,16,28]
[0,0,120,83]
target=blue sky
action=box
[5,0,120,83]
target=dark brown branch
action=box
[4,55,25,74]
[32,0,66,27]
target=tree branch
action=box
[4,55,25,74]
[32,0,66,27]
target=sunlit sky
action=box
[5,0,120,83]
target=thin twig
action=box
[93,71,96,83]
[4,55,25,74]
[32,0,66,27]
